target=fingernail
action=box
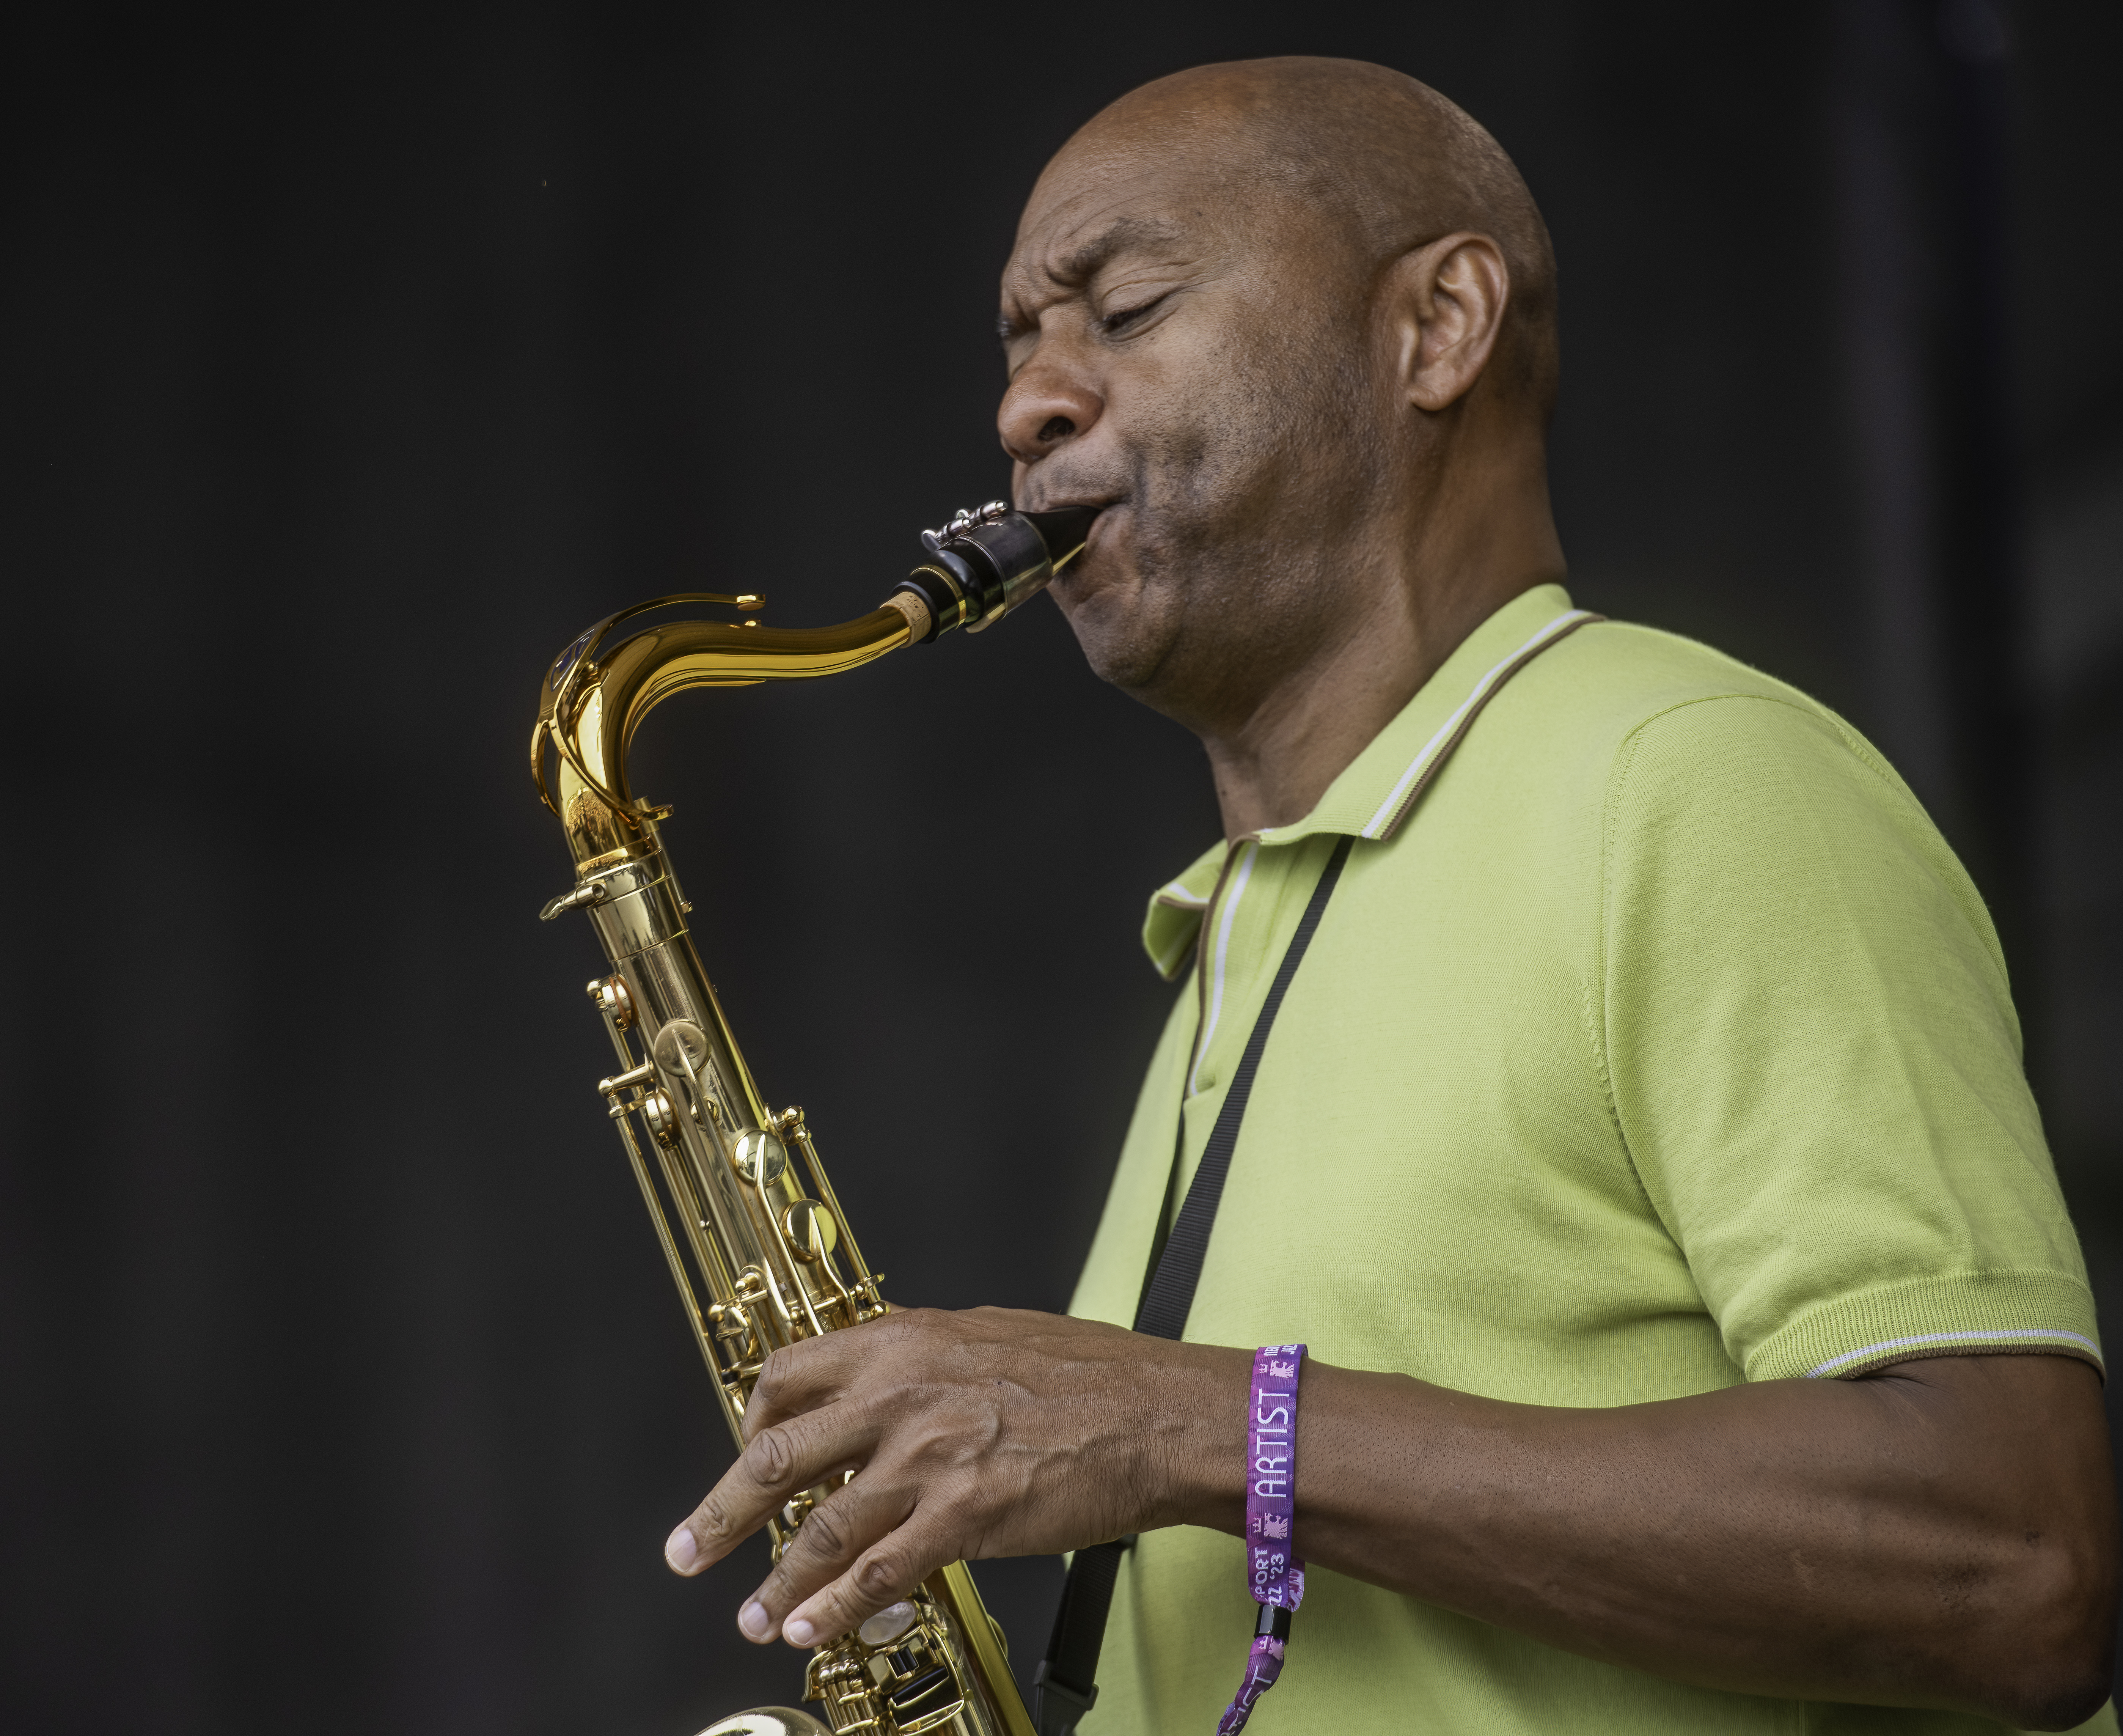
[784,1614,816,1647]
[665,1525,699,1573]
[739,1599,773,1641]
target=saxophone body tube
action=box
[529,506,1091,1736]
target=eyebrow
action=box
[1049,214,1185,286]
[998,213,1187,342]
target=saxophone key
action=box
[780,1199,838,1263]
[732,1128,788,1186]
[638,1089,683,1145]
[586,974,635,1028]
[596,1060,654,1097]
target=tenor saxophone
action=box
[531,502,1096,1736]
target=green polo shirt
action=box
[1068,583,2108,1736]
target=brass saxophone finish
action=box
[532,504,1093,1736]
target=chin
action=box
[1052,582,1169,694]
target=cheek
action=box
[1108,326,1232,461]
[1130,332,1313,510]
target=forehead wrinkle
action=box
[1000,206,1193,339]
[1045,212,1186,287]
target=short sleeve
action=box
[1599,694,2101,1382]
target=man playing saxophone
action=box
[658,57,2119,1734]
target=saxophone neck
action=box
[532,505,1098,871]
[543,604,922,870]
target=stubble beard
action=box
[1058,314,1389,740]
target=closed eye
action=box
[1098,292,1172,337]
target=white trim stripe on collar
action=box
[1188,840,1259,1099]
[1360,610,1599,841]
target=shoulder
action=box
[1527,617,1848,732]
[1557,622,1914,833]
[1497,617,1911,810]
[1459,613,1997,956]
[1558,628,2007,986]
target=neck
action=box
[1201,447,1563,840]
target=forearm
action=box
[671,1311,2112,1730]
[1170,1354,2112,1726]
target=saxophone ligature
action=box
[531,502,1096,1736]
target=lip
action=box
[1027,495,1121,519]
[1044,500,1120,570]
[1030,496,1123,543]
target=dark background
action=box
[5,3,2119,1732]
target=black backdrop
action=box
[6,5,2120,1733]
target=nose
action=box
[998,355,1103,466]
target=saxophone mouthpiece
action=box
[1020,504,1098,563]
[893,503,1098,643]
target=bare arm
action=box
[1294,1349,2115,1727]
[666,1308,2118,1730]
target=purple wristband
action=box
[1218,1344,1306,1736]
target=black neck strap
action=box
[1033,835,1354,1736]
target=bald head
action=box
[1000,58,1568,811]
[1045,57,1557,420]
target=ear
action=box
[1383,233,1511,414]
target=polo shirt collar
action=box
[1141,582,1585,977]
